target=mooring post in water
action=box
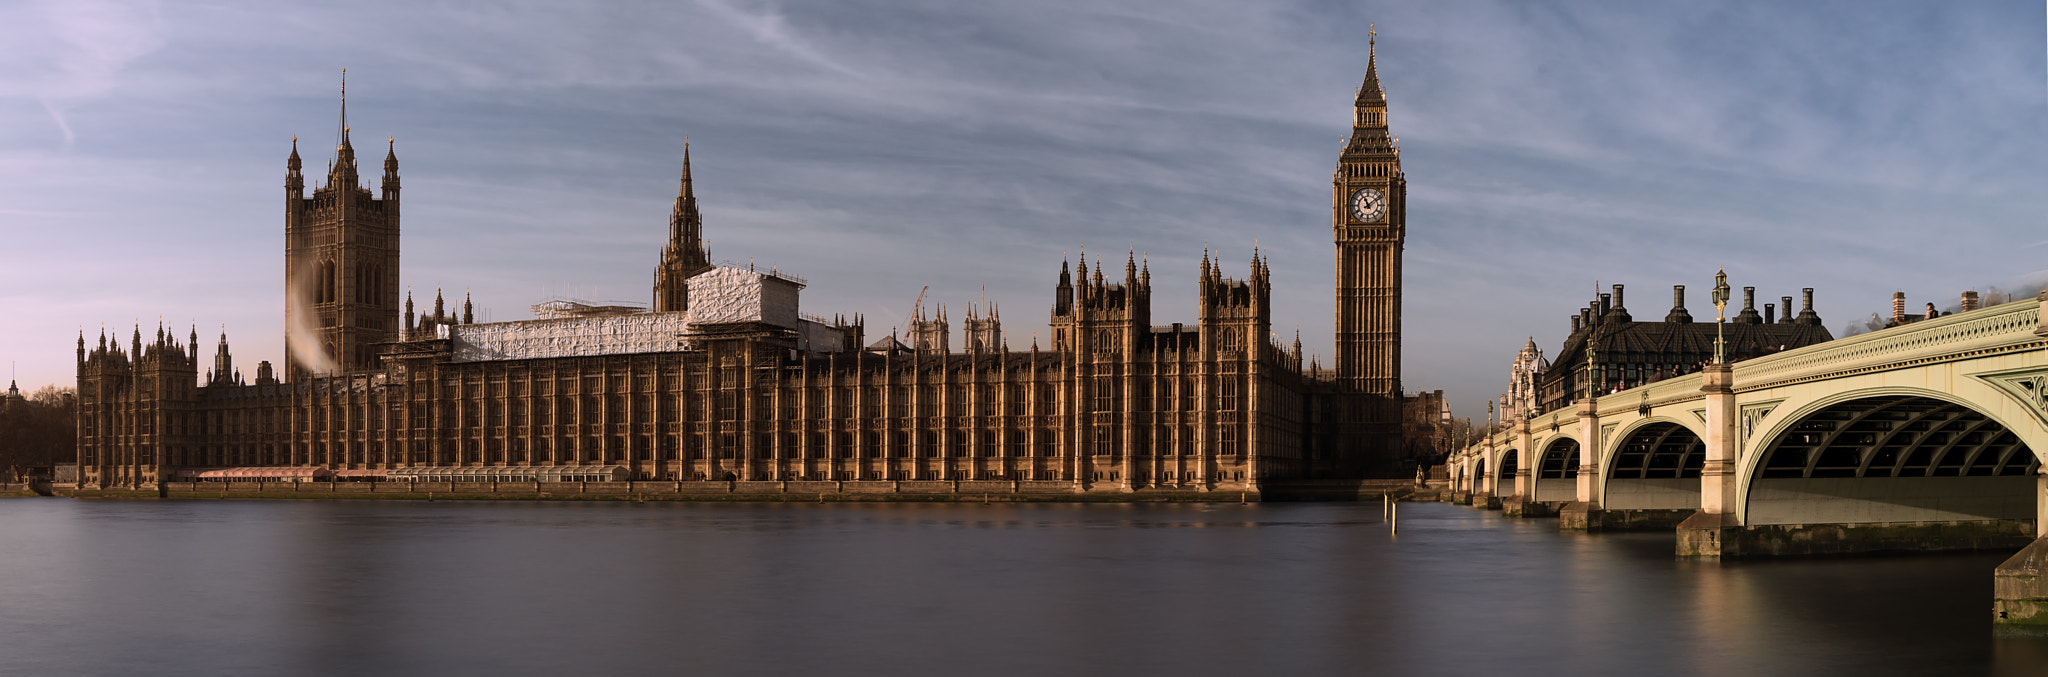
[1383,492,1389,518]
[1392,501,1399,533]
[1240,492,1246,505]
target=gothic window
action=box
[981,386,998,417]
[1009,429,1026,457]
[982,433,997,458]
[1219,426,1238,455]
[1092,427,1113,456]
[952,433,967,458]
[1095,330,1114,354]
[1219,328,1242,352]
[1219,379,1239,412]
[1093,379,1114,411]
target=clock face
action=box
[1350,187,1387,222]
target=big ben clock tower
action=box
[1333,28,1404,400]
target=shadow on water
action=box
[0,498,2045,676]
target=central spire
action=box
[652,139,712,313]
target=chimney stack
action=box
[1797,288,1821,326]
[1736,287,1761,324]
[1608,284,1631,322]
[1599,293,1612,319]
[1764,303,1776,325]
[1779,296,1793,323]
[1665,285,1692,323]
[1961,290,1980,312]
[1892,291,1906,325]
[1571,315,1581,333]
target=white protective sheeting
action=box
[450,313,690,362]
[685,266,800,329]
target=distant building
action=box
[1531,284,1832,415]
[75,43,1418,490]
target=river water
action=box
[2,498,2044,676]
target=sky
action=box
[2,0,2044,419]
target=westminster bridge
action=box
[1446,292,2048,624]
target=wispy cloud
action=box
[2,0,2043,417]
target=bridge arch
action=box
[1600,417,1705,511]
[1473,456,1488,495]
[1494,448,1520,497]
[1740,388,2041,526]
[1532,436,1579,502]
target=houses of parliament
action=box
[73,47,1412,492]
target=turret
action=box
[403,289,415,336]
[382,137,401,202]
[1055,258,1073,316]
[286,137,304,198]
[212,329,235,386]
[462,291,474,325]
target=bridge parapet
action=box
[1733,300,2041,392]
[1592,371,1706,417]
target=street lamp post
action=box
[1712,268,1731,364]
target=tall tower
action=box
[653,142,712,312]
[1332,29,1404,397]
[285,72,401,379]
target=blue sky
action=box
[3,0,2043,419]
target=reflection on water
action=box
[1,499,2043,676]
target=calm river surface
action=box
[3,498,2046,676]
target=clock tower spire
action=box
[1332,24,1404,400]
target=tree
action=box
[0,384,76,481]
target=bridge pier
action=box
[1678,363,1740,555]
[1995,475,2048,624]
[1559,399,1605,531]
[1501,495,1557,517]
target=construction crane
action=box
[898,286,928,344]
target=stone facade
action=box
[75,57,1415,491]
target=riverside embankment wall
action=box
[45,479,1423,502]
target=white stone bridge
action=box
[1445,293,2048,623]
